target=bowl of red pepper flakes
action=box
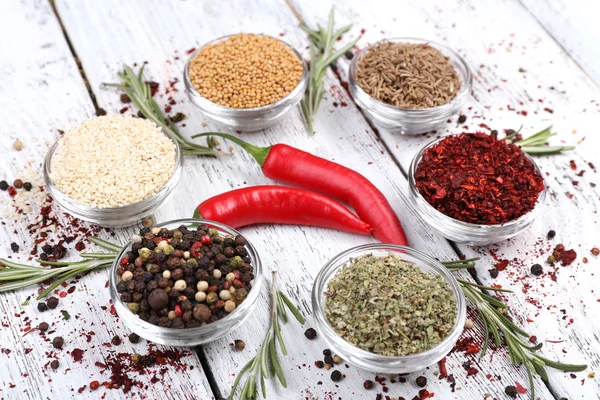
[408,133,546,245]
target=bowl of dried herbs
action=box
[312,243,466,373]
[348,38,472,134]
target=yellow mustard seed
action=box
[189,33,303,108]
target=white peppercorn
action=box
[173,280,187,291]
[196,281,209,292]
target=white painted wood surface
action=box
[0,0,597,399]
[520,0,600,86]
[0,1,213,399]
[291,0,600,399]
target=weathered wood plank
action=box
[0,1,213,398]
[520,0,600,87]
[291,0,600,398]
[56,0,559,399]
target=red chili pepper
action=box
[192,134,406,244]
[193,185,372,235]
[190,242,202,258]
[174,305,183,317]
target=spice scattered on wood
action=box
[356,41,461,108]
[0,180,7,191]
[415,133,544,224]
[531,264,543,276]
[38,322,49,332]
[304,327,317,340]
[50,115,176,208]
[46,296,59,309]
[50,360,59,370]
[550,244,577,266]
[415,376,427,387]
[330,370,343,382]
[188,33,303,108]
[12,139,23,151]
[325,254,457,356]
[547,229,556,239]
[52,336,64,349]
[234,339,245,351]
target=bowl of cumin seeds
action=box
[349,38,472,134]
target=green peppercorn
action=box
[127,302,140,313]
[139,248,152,261]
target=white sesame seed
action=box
[50,115,176,208]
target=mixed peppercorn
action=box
[115,224,254,329]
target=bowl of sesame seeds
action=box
[184,33,308,131]
[348,38,472,134]
[43,115,183,227]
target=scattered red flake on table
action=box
[495,259,509,271]
[569,160,577,170]
[552,244,577,266]
[186,47,196,54]
[71,348,85,362]
[516,382,528,394]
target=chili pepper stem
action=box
[192,132,270,166]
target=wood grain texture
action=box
[520,0,600,86]
[0,1,213,399]
[290,0,600,399]
[53,0,578,399]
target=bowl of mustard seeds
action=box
[184,33,308,131]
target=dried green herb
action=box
[325,254,456,356]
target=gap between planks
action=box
[517,0,600,91]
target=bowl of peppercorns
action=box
[184,33,308,131]
[110,218,263,346]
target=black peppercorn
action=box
[50,360,59,370]
[234,235,247,246]
[323,349,332,357]
[491,129,499,137]
[52,244,67,260]
[324,355,334,365]
[39,253,49,261]
[363,380,374,389]
[0,180,8,191]
[38,322,49,332]
[23,182,32,191]
[345,50,354,60]
[547,229,556,239]
[505,385,518,398]
[46,296,59,309]
[148,289,169,310]
[488,268,499,279]
[128,333,141,344]
[112,335,122,346]
[415,376,427,387]
[458,114,467,124]
[52,336,64,349]
[531,264,544,276]
[37,302,48,312]
[10,242,19,252]
[330,370,343,382]
[42,244,53,254]
[120,93,131,103]
[304,328,317,340]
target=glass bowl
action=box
[408,136,547,245]
[43,125,183,228]
[312,244,466,374]
[109,218,263,346]
[349,38,473,135]
[184,34,308,132]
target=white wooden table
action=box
[1,1,598,399]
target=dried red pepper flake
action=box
[8,186,17,197]
[494,259,509,271]
[552,244,577,266]
[515,382,528,394]
[415,133,544,224]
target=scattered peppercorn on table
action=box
[1,1,599,400]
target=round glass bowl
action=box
[184,34,308,131]
[312,244,466,374]
[349,38,473,135]
[408,136,547,245]
[109,218,263,346]
[43,127,183,228]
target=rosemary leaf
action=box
[299,9,360,133]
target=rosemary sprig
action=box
[229,271,305,400]
[510,126,575,155]
[442,258,587,400]
[103,65,221,157]
[299,9,360,134]
[0,237,120,299]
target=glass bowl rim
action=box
[312,243,466,362]
[109,218,264,334]
[408,133,547,230]
[43,118,183,213]
[349,37,473,114]
[183,33,309,114]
